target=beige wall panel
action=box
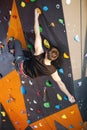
[62,0,81,80]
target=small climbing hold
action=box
[30,0,37,2]
[43,6,48,12]
[58,18,64,25]
[45,80,52,87]
[33,100,37,104]
[29,80,33,85]
[66,0,71,5]
[21,80,25,84]
[56,4,60,9]
[64,95,68,101]
[27,44,33,49]
[15,121,19,125]
[44,39,50,49]
[37,109,42,113]
[1,111,6,117]
[50,22,55,27]
[63,52,69,59]
[21,86,27,94]
[55,104,61,109]
[57,94,62,101]
[25,0,30,3]
[61,114,67,119]
[39,26,43,32]
[44,102,50,108]
[30,107,34,111]
[74,35,80,42]
[69,124,74,128]
[27,119,31,124]
[21,1,26,7]
[58,68,64,74]
[70,110,75,114]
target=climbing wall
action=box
[0,0,85,129]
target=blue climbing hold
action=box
[55,104,61,109]
[64,95,68,101]
[27,119,31,124]
[21,86,27,95]
[43,6,48,12]
[58,68,64,74]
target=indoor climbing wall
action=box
[0,0,86,130]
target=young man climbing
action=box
[8,8,75,104]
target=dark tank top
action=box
[23,53,56,78]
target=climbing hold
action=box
[27,98,29,102]
[39,123,43,127]
[33,100,37,104]
[64,95,68,101]
[44,102,50,108]
[37,109,42,113]
[30,107,34,111]
[1,111,6,117]
[55,104,61,109]
[69,124,74,128]
[21,80,25,84]
[68,73,72,77]
[66,0,71,5]
[70,110,75,114]
[21,1,26,7]
[50,22,55,27]
[39,26,43,32]
[58,18,64,25]
[45,80,52,87]
[61,114,67,119]
[44,39,50,49]
[30,0,37,2]
[43,6,48,12]
[21,86,27,94]
[57,94,62,101]
[63,52,69,59]
[58,68,64,74]
[27,119,31,124]
[77,81,82,87]
[27,44,33,49]
[3,16,8,21]
[25,0,30,3]
[56,4,60,9]
[29,80,33,85]
[74,35,80,42]
[15,121,19,125]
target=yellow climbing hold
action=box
[63,52,69,59]
[57,94,62,101]
[70,110,75,114]
[61,114,67,119]
[21,1,26,8]
[1,111,6,117]
[50,22,55,27]
[44,39,50,49]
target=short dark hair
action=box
[47,47,59,61]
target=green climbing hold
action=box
[39,26,43,33]
[27,44,33,49]
[30,0,37,2]
[58,18,64,24]
[45,80,52,87]
[44,102,50,108]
